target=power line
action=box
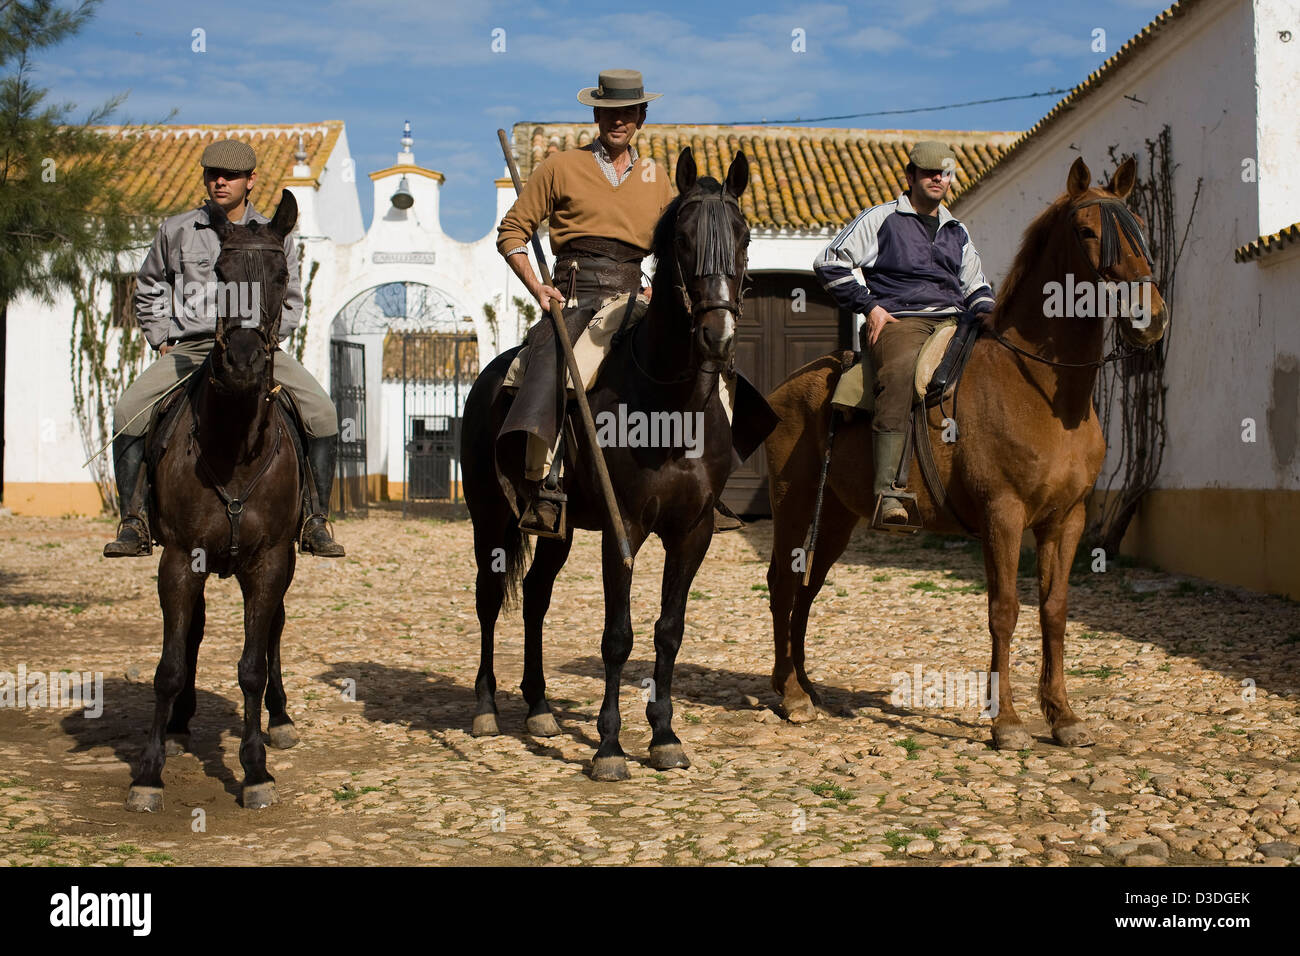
[735,88,1072,126]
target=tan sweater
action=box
[497,144,673,259]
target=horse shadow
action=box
[58,678,244,797]
[0,566,119,611]
[554,653,885,717]
[315,660,608,772]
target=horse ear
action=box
[1067,157,1092,198]
[725,151,749,199]
[268,189,298,241]
[1108,156,1137,200]
[676,147,697,195]
[205,200,232,241]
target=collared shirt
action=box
[591,136,639,187]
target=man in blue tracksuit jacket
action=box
[813,140,995,525]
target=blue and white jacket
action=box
[813,192,995,320]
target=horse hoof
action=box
[242,782,278,809]
[266,723,299,749]
[525,713,562,737]
[784,700,820,723]
[591,756,630,782]
[125,786,164,813]
[1053,721,1095,748]
[648,744,691,770]
[992,724,1035,750]
[164,734,191,757]
[471,713,501,737]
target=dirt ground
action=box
[1,508,1298,867]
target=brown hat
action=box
[577,69,662,108]
[908,140,957,171]
[200,139,257,172]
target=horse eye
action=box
[1079,227,1098,239]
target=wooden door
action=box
[724,272,851,515]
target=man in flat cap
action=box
[495,68,675,536]
[104,138,346,558]
[813,140,995,525]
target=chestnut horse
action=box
[764,157,1167,749]
[462,148,761,780]
[126,192,303,812]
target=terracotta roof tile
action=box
[1234,222,1300,263]
[511,123,1019,231]
[89,122,344,216]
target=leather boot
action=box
[712,500,744,533]
[103,435,152,557]
[872,431,910,525]
[519,478,564,538]
[926,313,981,405]
[300,436,345,557]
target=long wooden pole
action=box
[496,129,633,569]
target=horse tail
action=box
[500,521,532,610]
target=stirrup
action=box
[870,491,922,534]
[104,515,153,557]
[300,514,345,557]
[519,485,567,540]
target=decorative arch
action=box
[330,281,468,336]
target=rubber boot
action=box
[926,313,981,405]
[103,435,152,557]
[872,431,910,525]
[300,436,345,557]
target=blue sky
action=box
[45,0,1170,241]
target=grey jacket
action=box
[134,202,302,350]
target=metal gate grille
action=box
[384,331,478,515]
[330,340,368,517]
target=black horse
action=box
[462,148,760,780]
[126,192,303,812]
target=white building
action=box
[950,0,1300,597]
[3,118,1014,515]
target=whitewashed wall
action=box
[953,0,1300,491]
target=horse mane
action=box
[651,176,733,291]
[984,192,1072,328]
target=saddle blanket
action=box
[831,317,957,413]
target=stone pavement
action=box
[0,511,1297,866]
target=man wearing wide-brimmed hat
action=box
[813,140,996,526]
[103,138,346,559]
[495,69,675,536]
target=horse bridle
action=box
[209,239,286,395]
[991,196,1158,370]
[670,190,748,331]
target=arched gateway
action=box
[330,281,479,512]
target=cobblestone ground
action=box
[1,510,1298,867]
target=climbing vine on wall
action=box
[282,245,319,363]
[1087,125,1202,555]
[70,272,149,513]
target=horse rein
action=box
[990,196,1157,370]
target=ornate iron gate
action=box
[330,340,369,517]
[387,331,478,515]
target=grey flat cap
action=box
[201,139,257,172]
[908,141,957,170]
[577,69,662,107]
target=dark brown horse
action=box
[126,191,303,812]
[764,157,1167,749]
[462,148,758,780]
